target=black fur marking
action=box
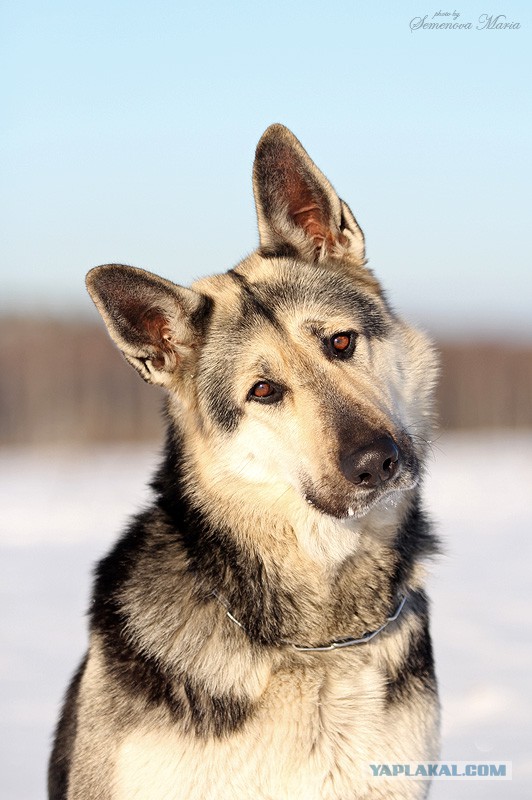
[89,505,253,737]
[194,536,300,645]
[183,678,251,737]
[48,656,87,800]
[391,501,440,592]
[380,501,439,707]
[194,295,245,433]
[152,430,302,645]
[197,351,242,434]
[90,512,184,713]
[254,273,389,339]
[229,269,283,331]
[200,381,242,433]
[190,292,214,331]
[343,288,389,339]
[258,243,299,259]
[386,600,438,705]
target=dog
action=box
[49,124,440,799]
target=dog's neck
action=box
[151,432,436,649]
[212,586,410,653]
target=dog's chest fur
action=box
[113,651,435,800]
[62,474,439,800]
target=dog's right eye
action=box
[248,381,283,404]
[323,330,357,360]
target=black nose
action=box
[340,436,400,488]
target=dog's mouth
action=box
[303,476,417,521]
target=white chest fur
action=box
[114,654,437,800]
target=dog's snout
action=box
[341,436,400,488]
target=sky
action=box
[1,1,531,338]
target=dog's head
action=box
[87,125,437,525]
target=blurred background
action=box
[1,1,531,798]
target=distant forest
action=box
[1,317,530,445]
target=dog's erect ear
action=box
[253,124,365,266]
[86,264,208,387]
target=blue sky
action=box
[2,1,531,337]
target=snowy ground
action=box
[1,432,531,799]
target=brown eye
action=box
[248,381,283,404]
[252,382,274,398]
[325,331,357,359]
[332,334,351,352]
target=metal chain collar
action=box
[212,590,408,653]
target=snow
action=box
[1,433,531,799]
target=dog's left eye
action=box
[324,331,357,359]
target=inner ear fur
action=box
[253,124,366,266]
[86,264,207,386]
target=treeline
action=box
[0,317,530,445]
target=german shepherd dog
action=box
[49,125,440,799]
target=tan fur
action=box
[70,622,438,800]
